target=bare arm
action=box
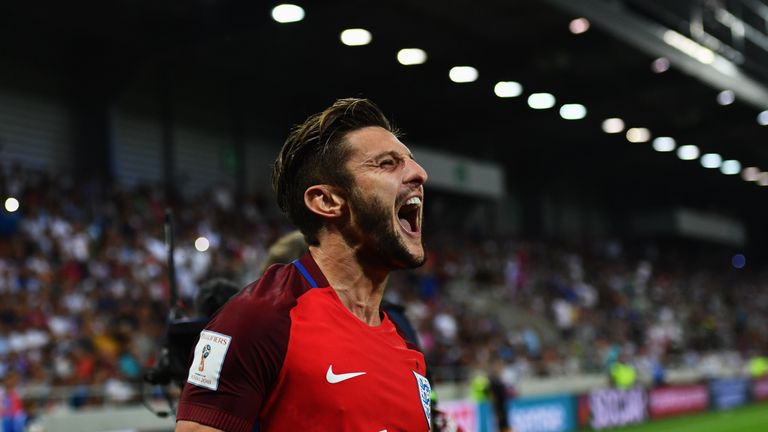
[176,420,224,432]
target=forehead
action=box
[344,126,410,159]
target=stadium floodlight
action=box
[757,110,768,126]
[676,144,700,160]
[494,81,522,98]
[4,197,19,212]
[569,17,590,34]
[716,90,735,106]
[700,153,722,169]
[652,137,676,152]
[397,48,427,66]
[527,93,555,109]
[720,160,741,175]
[559,104,586,120]
[626,128,651,143]
[742,166,760,182]
[759,173,768,186]
[651,57,670,73]
[340,28,372,46]
[195,236,210,252]
[449,66,478,83]
[271,4,305,23]
[601,118,624,134]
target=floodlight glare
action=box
[4,197,19,212]
[651,57,670,73]
[527,93,556,109]
[626,128,651,143]
[652,137,676,152]
[340,28,372,46]
[676,144,700,160]
[569,17,590,34]
[494,81,523,98]
[559,104,587,120]
[271,4,305,23]
[449,66,478,83]
[720,160,741,175]
[602,118,625,134]
[757,110,768,126]
[195,236,210,252]
[663,30,715,64]
[397,48,427,66]
[759,173,768,186]
[717,90,735,106]
[742,166,761,181]
[700,153,722,168]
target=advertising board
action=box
[752,377,768,401]
[588,388,646,429]
[709,378,749,410]
[439,399,478,432]
[648,385,709,418]
[507,394,576,432]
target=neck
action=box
[310,237,389,326]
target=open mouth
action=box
[397,196,422,235]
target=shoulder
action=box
[177,265,312,430]
[204,262,309,339]
[248,261,312,302]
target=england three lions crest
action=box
[413,370,432,429]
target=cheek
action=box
[360,178,398,200]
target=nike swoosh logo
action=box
[326,365,366,384]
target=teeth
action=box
[405,197,422,206]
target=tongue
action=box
[399,217,413,232]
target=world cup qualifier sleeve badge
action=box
[413,370,432,429]
[187,330,232,391]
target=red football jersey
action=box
[177,252,431,432]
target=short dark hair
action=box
[272,98,395,245]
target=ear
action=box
[304,185,346,219]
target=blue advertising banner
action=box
[507,394,576,432]
[709,378,749,410]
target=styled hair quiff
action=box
[272,98,395,245]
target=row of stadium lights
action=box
[272,4,768,188]
[0,5,760,262]
[271,4,758,268]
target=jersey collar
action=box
[295,252,330,288]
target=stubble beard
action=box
[349,189,426,270]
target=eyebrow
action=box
[370,150,415,161]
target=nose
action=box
[405,158,428,186]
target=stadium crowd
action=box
[0,165,767,419]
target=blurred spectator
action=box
[748,354,768,379]
[488,359,512,432]
[609,352,637,390]
[1,372,26,432]
[193,278,240,318]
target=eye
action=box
[379,158,396,168]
